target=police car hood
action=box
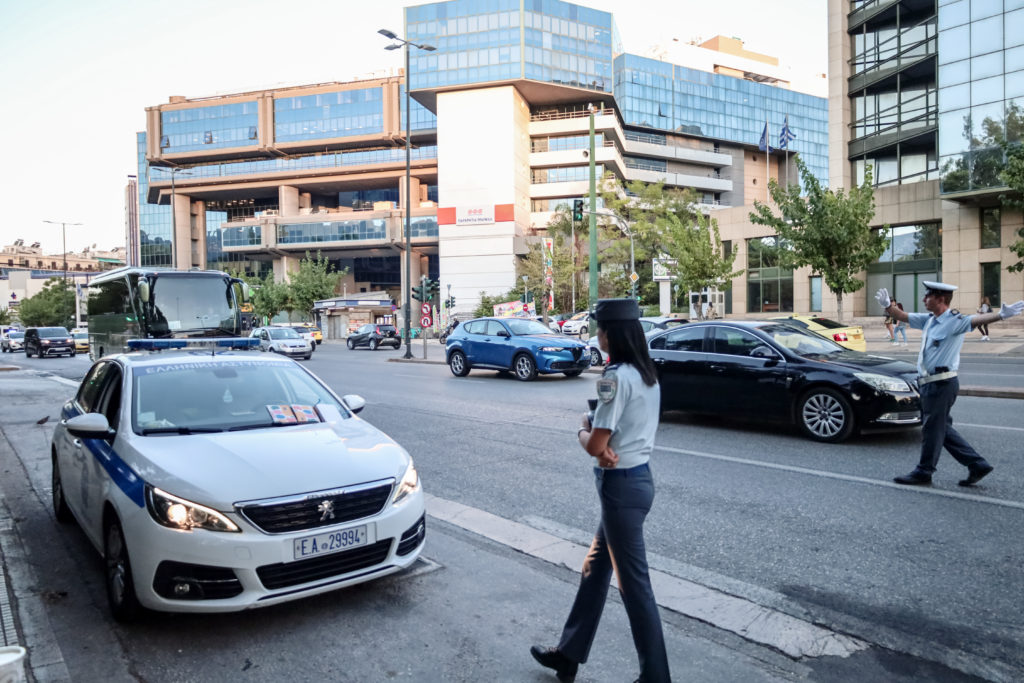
[130,419,409,508]
[517,334,587,347]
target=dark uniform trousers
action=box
[557,463,671,682]
[916,377,988,475]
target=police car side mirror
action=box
[66,413,115,439]
[342,394,366,414]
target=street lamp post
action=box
[588,210,636,300]
[379,28,435,360]
[152,167,192,269]
[43,219,82,327]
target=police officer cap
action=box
[594,298,641,322]
[922,280,958,294]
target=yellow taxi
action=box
[71,328,90,353]
[300,323,323,345]
[768,315,866,352]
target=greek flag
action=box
[778,115,797,149]
[758,121,771,152]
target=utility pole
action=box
[587,105,598,310]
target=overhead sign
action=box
[456,205,495,226]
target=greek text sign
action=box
[456,205,495,226]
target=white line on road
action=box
[425,493,867,659]
[957,422,1024,432]
[655,445,1024,510]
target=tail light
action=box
[833,332,849,342]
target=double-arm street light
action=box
[588,210,637,300]
[43,219,82,327]
[152,167,192,269]
[379,28,435,359]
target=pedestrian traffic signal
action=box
[572,199,584,221]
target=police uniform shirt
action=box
[906,309,972,375]
[592,363,660,470]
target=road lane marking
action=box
[655,445,1024,510]
[957,422,1024,432]
[425,493,867,659]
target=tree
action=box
[750,155,887,320]
[0,308,11,327]
[998,145,1024,273]
[17,278,75,328]
[661,210,743,319]
[287,252,346,320]
[239,272,291,326]
[515,233,576,317]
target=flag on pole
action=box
[758,120,772,152]
[778,115,797,149]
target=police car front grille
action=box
[237,481,394,534]
[257,539,393,589]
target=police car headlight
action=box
[146,486,240,532]
[853,372,911,393]
[392,460,420,505]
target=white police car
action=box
[51,338,424,619]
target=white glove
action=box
[874,288,891,310]
[999,300,1024,319]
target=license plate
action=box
[293,525,369,560]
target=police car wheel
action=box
[51,453,73,523]
[449,350,470,377]
[797,388,854,443]
[105,517,141,621]
[513,353,537,381]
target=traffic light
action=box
[425,278,439,300]
[411,284,424,301]
[572,199,584,221]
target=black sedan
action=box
[648,321,921,442]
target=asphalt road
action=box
[2,344,1022,681]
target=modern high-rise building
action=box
[124,175,140,267]
[821,0,1023,313]
[133,0,829,331]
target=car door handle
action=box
[653,357,665,365]
[709,364,725,372]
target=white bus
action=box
[86,267,250,361]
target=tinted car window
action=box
[762,324,843,356]
[712,328,764,357]
[377,325,396,333]
[41,327,71,338]
[77,362,112,413]
[485,320,509,336]
[653,326,705,352]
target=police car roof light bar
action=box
[127,338,261,355]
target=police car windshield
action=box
[761,324,845,356]
[132,360,346,434]
[505,319,555,336]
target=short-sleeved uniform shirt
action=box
[907,309,972,375]
[592,363,660,470]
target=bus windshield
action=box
[148,276,240,336]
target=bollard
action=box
[0,645,27,683]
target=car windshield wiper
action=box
[140,426,224,435]
[227,422,295,432]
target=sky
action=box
[0,0,827,256]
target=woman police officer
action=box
[530,298,671,683]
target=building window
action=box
[746,237,793,313]
[809,276,822,312]
[981,208,1000,248]
[981,262,1001,307]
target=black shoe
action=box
[893,471,932,486]
[958,464,994,487]
[530,645,578,682]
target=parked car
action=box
[347,323,401,350]
[51,338,424,618]
[251,326,312,360]
[24,326,75,358]
[769,315,867,352]
[648,320,921,443]
[587,317,688,366]
[303,324,324,345]
[445,317,591,381]
[560,311,591,336]
[71,328,90,353]
[1,330,25,353]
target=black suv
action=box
[346,324,401,350]
[25,327,75,358]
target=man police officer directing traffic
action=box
[876,282,1024,486]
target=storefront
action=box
[313,294,396,339]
